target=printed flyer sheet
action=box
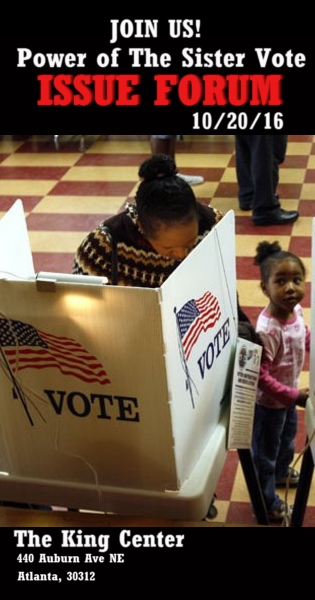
[228,338,262,450]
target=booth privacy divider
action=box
[0,201,237,519]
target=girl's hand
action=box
[296,388,310,408]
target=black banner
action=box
[0,31,314,133]
[3,525,233,585]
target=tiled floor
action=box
[0,133,314,526]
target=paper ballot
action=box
[228,338,262,450]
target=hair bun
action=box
[138,154,178,182]
[254,240,282,265]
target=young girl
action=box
[252,241,310,522]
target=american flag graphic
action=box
[176,291,221,359]
[0,318,110,385]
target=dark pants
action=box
[235,135,288,222]
[252,403,297,511]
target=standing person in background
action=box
[235,135,299,226]
[252,241,310,522]
[150,135,204,186]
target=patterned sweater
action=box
[73,202,223,288]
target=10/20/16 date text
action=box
[192,112,284,131]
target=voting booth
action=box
[306,218,315,461]
[0,201,238,520]
[290,218,315,527]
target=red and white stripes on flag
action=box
[0,318,110,385]
[176,291,221,359]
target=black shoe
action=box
[239,202,252,211]
[267,499,293,523]
[253,209,299,226]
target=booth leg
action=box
[290,441,314,527]
[238,449,269,525]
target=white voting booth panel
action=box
[0,201,237,519]
[0,198,35,280]
[307,218,315,464]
